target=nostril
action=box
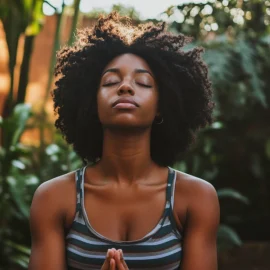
[117,84,134,95]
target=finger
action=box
[115,250,128,270]
[101,249,114,270]
[114,251,123,270]
[111,248,116,256]
[110,258,116,270]
[120,250,129,269]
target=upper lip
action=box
[112,97,139,107]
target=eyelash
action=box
[137,82,152,88]
[103,82,118,86]
[103,82,152,88]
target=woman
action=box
[29,12,219,270]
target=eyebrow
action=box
[102,68,154,78]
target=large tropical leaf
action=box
[217,224,242,251]
[217,188,250,205]
[2,104,32,150]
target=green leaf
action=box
[10,254,29,268]
[217,224,242,251]
[25,0,44,36]
[3,103,32,149]
[25,175,39,185]
[211,121,224,129]
[12,159,26,170]
[3,240,31,268]
[5,240,31,255]
[25,21,40,36]
[7,176,30,218]
[217,188,250,204]
[45,144,60,155]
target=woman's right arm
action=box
[28,181,67,270]
[28,177,124,270]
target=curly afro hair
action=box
[52,12,214,167]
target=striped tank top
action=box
[66,166,182,269]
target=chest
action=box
[83,183,169,242]
[66,182,183,269]
[65,179,186,240]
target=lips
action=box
[112,98,139,108]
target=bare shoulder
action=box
[33,171,76,203]
[173,169,220,228]
[31,171,77,222]
[34,171,76,196]
[174,169,218,203]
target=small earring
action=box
[155,115,164,125]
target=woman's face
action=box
[97,53,159,130]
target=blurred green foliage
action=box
[83,3,140,21]
[0,104,82,269]
[170,0,270,248]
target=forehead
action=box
[104,53,151,71]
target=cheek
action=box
[145,90,159,115]
[96,90,108,120]
[136,94,158,125]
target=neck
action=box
[96,128,156,184]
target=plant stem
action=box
[2,13,21,117]
[39,1,66,179]
[16,35,35,104]
[68,0,81,46]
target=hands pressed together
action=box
[101,248,129,270]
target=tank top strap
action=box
[75,167,85,213]
[158,167,176,227]
[165,167,176,206]
[166,167,181,238]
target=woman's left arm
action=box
[179,179,220,270]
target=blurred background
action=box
[0,0,270,269]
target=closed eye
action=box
[103,82,119,87]
[137,82,152,88]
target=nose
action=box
[117,82,135,96]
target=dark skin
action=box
[29,53,220,270]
